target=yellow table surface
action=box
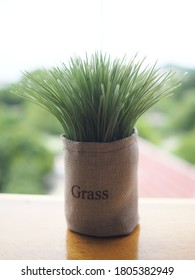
[0,194,195,260]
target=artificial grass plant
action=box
[12,52,180,142]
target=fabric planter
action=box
[62,130,139,237]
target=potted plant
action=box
[12,52,180,237]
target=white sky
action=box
[0,0,195,85]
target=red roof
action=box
[138,138,195,198]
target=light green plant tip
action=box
[12,52,181,142]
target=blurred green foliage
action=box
[137,66,195,164]
[0,87,54,194]
[173,130,195,164]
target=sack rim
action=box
[61,129,138,153]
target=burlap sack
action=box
[62,131,139,237]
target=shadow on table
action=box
[65,224,140,260]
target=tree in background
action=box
[0,87,54,194]
[137,66,195,164]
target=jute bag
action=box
[62,130,139,237]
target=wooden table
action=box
[0,194,195,260]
